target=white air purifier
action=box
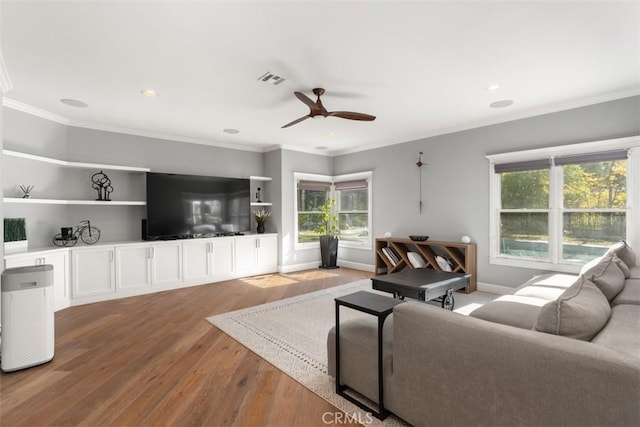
[1,265,55,372]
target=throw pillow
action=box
[534,276,610,341]
[612,253,631,278]
[606,240,636,268]
[582,255,626,301]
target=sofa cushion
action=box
[514,273,578,301]
[611,278,640,306]
[534,276,610,341]
[469,295,547,329]
[605,240,636,268]
[591,305,640,359]
[629,266,640,279]
[582,255,626,301]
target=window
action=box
[557,152,627,262]
[294,171,373,249]
[296,180,331,244]
[488,139,638,272]
[335,179,370,247]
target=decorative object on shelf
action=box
[416,151,427,214]
[316,199,340,269]
[91,170,113,201]
[52,220,101,247]
[3,218,28,253]
[409,235,429,241]
[461,235,472,244]
[19,185,34,198]
[256,187,262,203]
[253,208,271,234]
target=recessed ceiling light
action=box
[327,132,335,137]
[486,84,501,92]
[315,146,328,150]
[140,89,158,97]
[60,98,88,108]
[223,128,240,134]
[490,100,514,108]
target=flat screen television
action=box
[146,172,251,239]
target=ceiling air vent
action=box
[258,71,285,85]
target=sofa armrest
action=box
[387,302,640,427]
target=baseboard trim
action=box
[337,260,375,272]
[477,282,514,295]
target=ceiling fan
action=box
[282,88,376,128]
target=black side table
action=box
[334,291,405,420]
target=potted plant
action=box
[316,199,340,269]
[4,218,28,253]
[253,209,271,234]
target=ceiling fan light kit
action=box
[282,88,376,128]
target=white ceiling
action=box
[1,1,639,156]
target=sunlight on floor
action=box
[285,270,340,281]
[239,270,342,288]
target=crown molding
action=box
[331,88,640,157]
[0,52,13,94]
[3,98,71,125]
[1,97,265,153]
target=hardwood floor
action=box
[0,268,371,426]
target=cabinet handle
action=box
[110,251,114,263]
[151,247,155,258]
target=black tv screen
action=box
[146,172,251,238]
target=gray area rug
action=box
[206,279,495,426]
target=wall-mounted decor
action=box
[4,218,28,253]
[91,171,113,201]
[416,151,427,214]
[256,187,262,203]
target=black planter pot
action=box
[257,224,265,234]
[319,235,339,269]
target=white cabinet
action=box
[5,234,278,309]
[72,247,116,298]
[182,239,213,283]
[234,237,258,275]
[4,250,70,311]
[150,242,183,287]
[257,235,278,272]
[116,244,152,291]
[212,238,235,279]
[234,234,278,276]
[182,237,235,283]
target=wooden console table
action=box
[375,238,477,293]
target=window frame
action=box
[293,171,373,251]
[487,136,639,273]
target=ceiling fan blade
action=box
[281,115,311,128]
[294,91,317,109]
[327,111,376,121]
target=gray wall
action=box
[279,149,333,268]
[333,96,640,287]
[2,108,265,247]
[3,96,639,286]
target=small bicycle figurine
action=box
[53,220,101,247]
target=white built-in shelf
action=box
[3,198,146,206]
[249,175,273,181]
[2,149,151,172]
[250,202,273,207]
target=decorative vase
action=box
[257,224,265,234]
[319,235,339,269]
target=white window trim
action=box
[293,171,373,251]
[487,135,640,273]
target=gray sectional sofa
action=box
[328,241,640,426]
